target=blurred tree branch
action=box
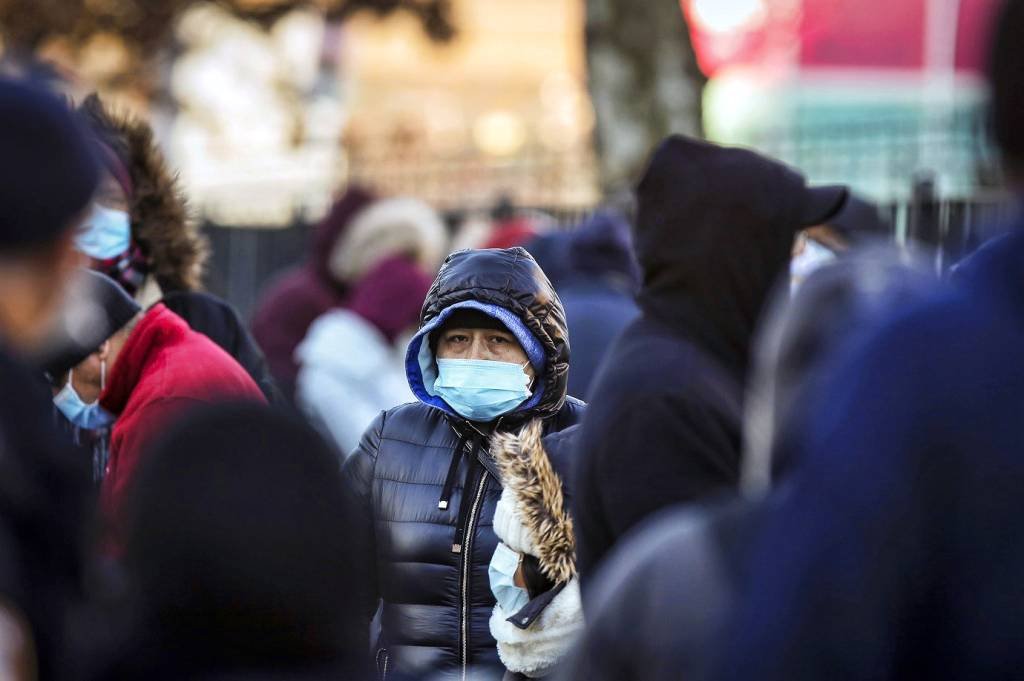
[0,0,454,68]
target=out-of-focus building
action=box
[341,0,598,211]
[687,0,1002,201]
[163,0,597,226]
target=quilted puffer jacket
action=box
[341,248,585,681]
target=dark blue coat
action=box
[341,248,585,680]
[559,279,638,400]
[718,221,1024,680]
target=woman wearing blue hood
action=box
[341,247,585,681]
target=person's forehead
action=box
[443,326,515,336]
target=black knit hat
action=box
[122,403,366,672]
[0,79,99,250]
[42,269,141,380]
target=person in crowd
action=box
[252,192,446,400]
[76,94,282,404]
[790,192,890,290]
[570,135,848,582]
[488,421,582,680]
[98,403,369,680]
[556,247,934,681]
[535,210,640,399]
[161,290,283,405]
[0,77,101,681]
[341,247,585,680]
[96,300,265,528]
[76,94,208,307]
[295,255,434,456]
[46,270,141,483]
[717,2,1024,678]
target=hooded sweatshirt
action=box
[571,136,846,582]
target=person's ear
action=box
[97,340,110,361]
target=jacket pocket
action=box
[375,647,390,681]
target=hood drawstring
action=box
[438,431,473,511]
[438,428,489,554]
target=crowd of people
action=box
[1,1,1024,679]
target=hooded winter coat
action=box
[489,422,583,680]
[340,248,585,681]
[571,136,846,581]
[99,305,266,525]
[79,94,209,301]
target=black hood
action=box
[408,247,570,422]
[634,135,847,378]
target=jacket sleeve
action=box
[339,411,385,644]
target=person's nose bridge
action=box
[469,333,490,359]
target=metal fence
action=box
[204,191,1015,322]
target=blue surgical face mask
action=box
[76,204,131,260]
[488,541,530,615]
[433,358,532,422]
[790,238,837,293]
[53,367,115,431]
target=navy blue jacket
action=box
[341,248,584,681]
[559,279,638,400]
[719,222,1024,680]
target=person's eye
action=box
[447,334,469,344]
[490,335,510,344]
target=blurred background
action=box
[0,0,1008,316]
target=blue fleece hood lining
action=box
[405,300,547,417]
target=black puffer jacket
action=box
[341,248,585,681]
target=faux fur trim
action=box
[328,197,446,284]
[80,95,209,292]
[491,420,576,584]
[490,578,583,677]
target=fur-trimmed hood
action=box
[492,419,575,584]
[490,420,583,677]
[80,94,208,293]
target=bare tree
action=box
[585,0,705,192]
[0,0,454,89]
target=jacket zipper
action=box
[460,470,489,680]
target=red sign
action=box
[682,0,1001,77]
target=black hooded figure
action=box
[570,135,847,581]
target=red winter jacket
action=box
[100,304,265,522]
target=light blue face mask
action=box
[76,204,131,260]
[53,367,116,431]
[790,238,837,293]
[488,541,530,615]
[433,358,532,422]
